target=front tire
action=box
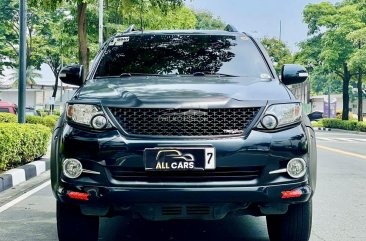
[57,201,99,241]
[266,201,312,241]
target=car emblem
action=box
[158,110,209,122]
[223,129,244,135]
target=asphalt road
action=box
[1,130,366,241]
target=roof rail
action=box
[224,24,238,32]
[125,24,139,33]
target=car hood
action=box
[77,77,292,107]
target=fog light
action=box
[63,158,83,179]
[287,158,306,178]
[261,115,278,129]
[91,115,108,129]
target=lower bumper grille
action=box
[161,206,211,216]
[109,166,262,182]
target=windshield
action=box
[94,34,271,78]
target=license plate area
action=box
[144,147,216,171]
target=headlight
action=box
[66,104,111,129]
[258,103,302,129]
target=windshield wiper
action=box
[192,72,239,77]
[119,73,165,77]
[94,73,172,79]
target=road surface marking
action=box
[334,138,356,142]
[316,137,366,142]
[0,180,51,213]
[317,145,366,160]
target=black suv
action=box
[52,26,316,241]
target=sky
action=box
[188,0,339,52]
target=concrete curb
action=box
[314,127,331,131]
[0,159,50,193]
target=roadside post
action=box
[18,0,27,123]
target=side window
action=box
[0,108,10,113]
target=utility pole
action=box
[98,0,104,48]
[279,20,282,42]
[328,86,331,118]
[18,0,27,123]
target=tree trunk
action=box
[342,63,350,120]
[77,2,89,79]
[52,72,59,98]
[358,67,363,122]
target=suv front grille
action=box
[109,107,261,136]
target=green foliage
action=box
[321,118,366,132]
[261,38,293,73]
[311,121,323,127]
[43,115,59,129]
[0,113,17,123]
[0,113,59,129]
[193,10,226,30]
[25,115,59,129]
[0,123,51,170]
[298,0,366,120]
[10,67,42,86]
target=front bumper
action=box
[51,121,316,219]
[56,180,312,220]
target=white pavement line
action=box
[28,161,46,175]
[334,138,355,142]
[0,180,51,214]
[351,138,366,142]
[316,137,333,141]
[5,169,26,186]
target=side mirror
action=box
[59,64,84,86]
[281,64,308,85]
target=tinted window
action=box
[0,108,10,113]
[95,34,271,78]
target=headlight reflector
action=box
[91,115,108,129]
[261,115,278,129]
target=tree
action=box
[39,8,76,99]
[105,2,196,32]
[0,0,52,71]
[193,10,226,30]
[302,2,364,120]
[30,0,185,77]
[10,66,42,86]
[261,37,292,73]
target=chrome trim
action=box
[268,168,287,175]
[82,169,101,175]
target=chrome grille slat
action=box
[109,107,261,136]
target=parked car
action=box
[308,111,324,121]
[52,25,317,241]
[0,100,17,114]
[25,107,41,116]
